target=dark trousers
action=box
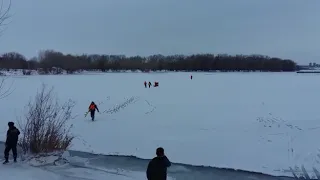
[4,144,17,160]
[90,110,95,120]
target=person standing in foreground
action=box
[3,122,20,164]
[88,101,99,121]
[146,147,171,180]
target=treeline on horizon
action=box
[0,50,297,73]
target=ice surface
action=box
[0,163,63,180]
[0,143,175,180]
[0,72,319,177]
[0,141,296,180]
[0,160,155,180]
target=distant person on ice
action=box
[88,101,99,121]
[144,81,147,88]
[148,81,152,88]
[3,122,20,164]
[154,82,159,87]
[146,147,171,180]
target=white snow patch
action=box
[0,163,63,180]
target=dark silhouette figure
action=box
[3,122,20,164]
[148,82,152,88]
[144,81,147,88]
[88,101,99,121]
[146,147,171,180]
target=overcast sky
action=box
[0,0,319,64]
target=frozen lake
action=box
[0,72,319,177]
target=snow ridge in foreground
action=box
[0,151,173,180]
[0,146,315,180]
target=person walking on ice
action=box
[88,101,99,121]
[3,122,20,164]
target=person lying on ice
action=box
[88,101,99,121]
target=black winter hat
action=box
[8,122,14,126]
[156,147,164,156]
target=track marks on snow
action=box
[102,96,139,114]
[257,102,302,131]
[74,137,95,153]
[87,96,157,117]
[144,100,156,114]
[97,96,110,106]
[256,113,302,131]
[255,112,303,145]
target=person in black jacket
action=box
[3,122,20,164]
[146,147,171,180]
[88,101,99,121]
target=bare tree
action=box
[0,0,11,36]
[18,84,75,154]
[0,77,14,99]
[0,0,13,98]
[291,165,320,179]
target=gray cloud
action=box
[0,0,318,64]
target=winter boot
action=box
[14,157,17,162]
[3,157,8,164]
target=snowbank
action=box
[0,163,63,180]
[0,151,174,180]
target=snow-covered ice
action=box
[0,142,293,180]
[1,163,62,180]
[0,157,156,180]
[0,144,174,180]
[0,72,319,178]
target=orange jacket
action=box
[88,103,99,112]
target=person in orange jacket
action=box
[88,101,99,121]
